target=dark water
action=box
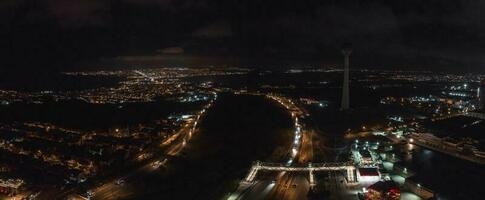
[398,144,485,200]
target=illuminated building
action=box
[358,168,381,184]
[358,149,374,165]
[365,181,400,200]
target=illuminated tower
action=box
[341,43,352,110]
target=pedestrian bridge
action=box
[244,161,357,185]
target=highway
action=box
[64,100,214,200]
[90,157,167,199]
[229,94,315,200]
[54,120,199,200]
[264,95,314,200]
[264,172,310,200]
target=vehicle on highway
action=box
[86,190,94,198]
[28,191,41,200]
[115,178,125,185]
[151,160,165,169]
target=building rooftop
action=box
[359,167,380,176]
[359,149,372,158]
[368,180,399,192]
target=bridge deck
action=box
[244,161,357,182]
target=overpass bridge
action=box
[244,161,357,186]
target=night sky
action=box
[1,0,484,73]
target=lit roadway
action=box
[56,122,199,200]
[266,172,310,200]
[91,110,207,200]
[265,95,313,200]
[228,94,315,200]
[63,98,215,200]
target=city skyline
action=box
[1,1,484,200]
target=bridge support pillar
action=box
[309,170,316,187]
[346,167,357,183]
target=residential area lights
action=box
[82,94,216,199]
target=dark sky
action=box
[1,0,485,72]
